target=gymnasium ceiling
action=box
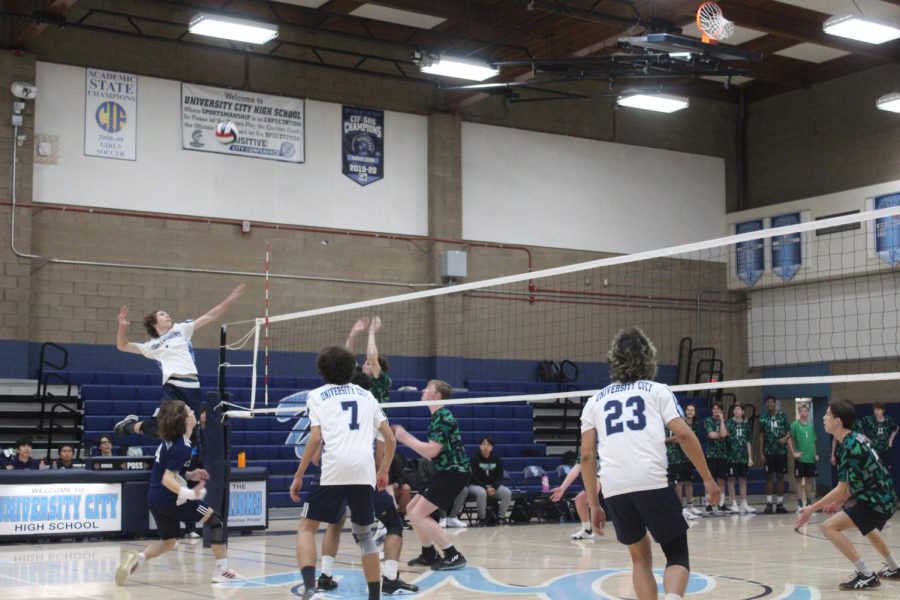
[3,0,900,107]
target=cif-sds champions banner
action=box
[0,482,121,536]
[84,68,137,161]
[735,220,765,286]
[148,480,267,529]
[181,83,304,163]
[874,193,900,266]
[342,105,384,186]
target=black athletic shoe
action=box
[316,573,337,591]
[431,552,466,571]
[114,415,139,437]
[838,571,880,590]
[407,553,440,567]
[775,503,787,514]
[382,575,419,594]
[763,503,773,514]
[719,504,732,513]
[877,565,900,580]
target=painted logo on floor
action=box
[223,566,820,599]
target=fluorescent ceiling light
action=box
[617,93,690,113]
[823,14,900,44]
[189,13,278,44]
[876,93,900,113]
[350,4,446,29]
[420,54,499,81]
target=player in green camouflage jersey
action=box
[391,380,469,571]
[703,402,730,515]
[759,396,790,514]
[666,404,701,520]
[726,404,755,514]
[796,399,899,591]
[345,316,392,405]
[855,402,898,470]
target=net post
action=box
[202,324,231,548]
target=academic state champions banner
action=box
[182,83,304,163]
[874,193,900,266]
[735,220,765,287]
[0,482,121,536]
[342,105,384,186]
[770,212,802,282]
[84,68,137,161]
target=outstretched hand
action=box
[117,306,130,328]
[230,283,247,298]
[351,318,370,335]
[370,315,382,333]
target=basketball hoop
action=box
[696,1,735,44]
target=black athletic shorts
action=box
[423,471,470,512]
[729,463,749,478]
[794,461,817,479]
[605,486,688,546]
[302,483,375,526]
[668,463,694,483]
[764,453,788,475]
[844,502,892,536]
[707,457,730,480]
[877,451,892,471]
[150,499,210,540]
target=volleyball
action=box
[214,121,238,144]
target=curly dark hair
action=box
[608,327,657,384]
[156,400,189,441]
[317,346,356,385]
[143,310,161,337]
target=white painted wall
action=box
[33,62,429,236]
[460,122,727,254]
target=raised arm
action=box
[345,317,369,350]
[116,306,143,355]
[367,316,382,379]
[192,283,246,331]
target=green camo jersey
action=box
[704,416,729,459]
[760,410,789,456]
[726,419,751,464]
[836,432,897,515]
[855,415,898,454]
[791,419,816,463]
[428,407,470,473]
[666,428,687,465]
[370,371,391,404]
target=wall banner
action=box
[148,480,267,529]
[342,105,384,186]
[874,193,900,266]
[735,220,765,287]
[182,83,304,163]
[84,68,137,161]
[0,482,122,536]
[770,212,802,282]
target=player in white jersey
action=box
[290,346,395,600]
[114,283,246,439]
[581,327,719,600]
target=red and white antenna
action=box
[264,241,270,407]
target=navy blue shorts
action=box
[150,499,211,540]
[605,486,688,546]
[302,484,375,526]
[162,383,202,416]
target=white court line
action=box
[0,572,106,600]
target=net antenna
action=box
[696,1,735,44]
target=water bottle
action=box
[541,474,550,493]
[237,450,246,469]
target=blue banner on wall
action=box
[771,213,802,282]
[735,220,765,286]
[342,106,383,186]
[874,193,900,266]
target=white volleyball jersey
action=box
[581,380,684,498]
[307,383,386,486]
[136,321,199,387]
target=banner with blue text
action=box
[735,220,765,287]
[874,193,900,266]
[84,68,137,161]
[770,213,802,282]
[342,105,384,186]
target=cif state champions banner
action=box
[182,83,304,163]
[0,482,121,536]
[84,68,137,161]
[770,213,802,282]
[735,220,765,287]
[342,106,384,185]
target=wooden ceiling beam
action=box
[7,0,78,48]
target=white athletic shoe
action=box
[115,550,139,586]
[688,505,704,516]
[299,589,324,600]
[742,502,756,513]
[439,518,447,528]
[374,524,388,542]
[212,568,244,583]
[730,501,740,513]
[682,508,699,521]
[571,528,595,540]
[445,517,468,529]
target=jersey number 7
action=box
[341,401,360,430]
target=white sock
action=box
[664,594,683,600]
[886,554,899,570]
[581,521,591,531]
[853,558,873,576]
[215,558,228,572]
[766,495,772,503]
[321,555,335,576]
[137,552,146,564]
[777,496,784,504]
[384,559,399,580]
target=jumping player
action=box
[290,346,395,600]
[759,396,790,514]
[796,399,899,591]
[581,327,719,600]
[114,283,246,439]
[115,400,242,585]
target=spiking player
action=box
[581,327,719,600]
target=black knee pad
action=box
[205,511,225,544]
[660,532,689,570]
[378,505,404,538]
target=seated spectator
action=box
[389,453,413,517]
[447,437,512,527]
[92,434,117,470]
[54,443,86,469]
[6,438,42,470]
